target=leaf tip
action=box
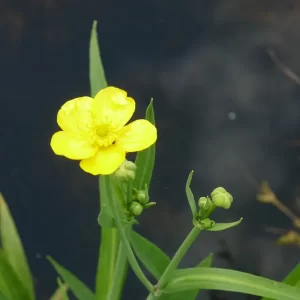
[92,20,98,30]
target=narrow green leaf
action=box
[49,279,69,300]
[185,171,197,218]
[89,20,121,300]
[198,252,214,267]
[207,218,243,231]
[161,253,214,300]
[0,193,34,300]
[261,263,300,300]
[133,99,156,191]
[47,256,95,300]
[131,230,170,280]
[0,249,31,300]
[97,204,116,228]
[283,264,300,285]
[89,20,107,97]
[163,267,300,300]
[57,278,69,300]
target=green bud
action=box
[129,201,144,216]
[211,187,233,209]
[114,160,137,182]
[200,218,215,229]
[136,190,149,204]
[198,197,212,211]
[123,160,137,171]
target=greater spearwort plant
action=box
[0,20,300,300]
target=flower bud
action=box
[114,160,137,182]
[129,201,144,216]
[200,218,215,229]
[211,187,233,209]
[123,160,137,171]
[136,190,149,204]
[277,231,300,246]
[198,197,212,211]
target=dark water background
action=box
[1,1,300,299]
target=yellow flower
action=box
[50,86,157,175]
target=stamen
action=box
[94,124,116,147]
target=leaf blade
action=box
[47,256,95,300]
[161,253,214,300]
[0,249,31,300]
[0,193,34,300]
[88,21,120,300]
[207,218,243,231]
[133,99,156,191]
[131,230,170,280]
[163,267,300,300]
[185,171,197,218]
[49,278,69,300]
[261,263,300,300]
[89,20,107,97]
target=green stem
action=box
[147,226,202,299]
[127,181,133,204]
[106,239,129,300]
[95,227,118,299]
[95,177,119,300]
[106,178,133,300]
[106,175,154,293]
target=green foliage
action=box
[131,231,215,300]
[0,193,34,300]
[261,264,300,300]
[88,20,120,300]
[49,278,69,300]
[206,218,243,231]
[160,254,214,300]
[133,99,156,191]
[163,267,300,300]
[47,257,95,300]
[131,231,170,280]
[0,249,31,300]
[97,204,115,228]
[89,20,107,97]
[185,171,197,218]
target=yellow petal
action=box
[92,86,135,130]
[116,120,157,152]
[57,97,94,133]
[79,145,126,175]
[50,131,97,160]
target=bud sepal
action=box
[113,160,137,182]
[211,187,233,209]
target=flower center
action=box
[95,124,116,147]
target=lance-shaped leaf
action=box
[47,256,95,300]
[133,99,156,191]
[261,263,300,300]
[206,218,243,231]
[163,267,300,300]
[49,278,69,300]
[161,253,214,300]
[97,204,116,229]
[185,171,197,218]
[89,20,107,97]
[131,230,170,280]
[0,193,34,300]
[89,20,120,300]
[0,249,31,300]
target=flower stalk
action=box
[105,175,154,293]
[147,226,202,299]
